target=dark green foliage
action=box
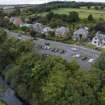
[88,14,94,21]
[95,52,105,71]
[68,11,80,23]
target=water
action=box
[0,76,23,105]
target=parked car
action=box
[88,59,95,63]
[71,47,77,51]
[51,48,55,52]
[45,42,50,46]
[59,50,65,54]
[54,48,59,53]
[75,54,80,58]
[81,56,88,60]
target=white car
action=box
[72,54,80,58]
[75,54,80,58]
[71,47,77,51]
[88,59,95,63]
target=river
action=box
[0,76,24,105]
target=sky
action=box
[0,0,105,4]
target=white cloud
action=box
[0,0,105,4]
[0,0,55,4]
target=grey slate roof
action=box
[73,27,88,40]
[55,26,70,37]
[95,32,105,42]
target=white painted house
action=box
[92,32,105,48]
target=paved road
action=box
[4,29,33,41]
[5,30,101,70]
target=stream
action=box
[0,76,24,105]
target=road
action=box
[5,30,101,70]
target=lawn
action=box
[37,7,105,20]
[55,7,105,19]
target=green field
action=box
[37,7,105,20]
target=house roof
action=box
[55,26,70,34]
[32,23,44,32]
[10,17,23,26]
[20,23,32,28]
[95,32,105,41]
[74,27,88,35]
[42,27,54,33]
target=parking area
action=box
[34,38,100,70]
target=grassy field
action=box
[36,7,105,20]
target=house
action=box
[73,27,88,40]
[92,32,105,48]
[55,26,70,38]
[41,27,54,36]
[10,17,23,26]
[32,23,44,33]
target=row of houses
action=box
[9,16,105,48]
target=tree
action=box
[42,63,67,104]
[99,87,105,105]
[94,23,105,33]
[69,59,80,74]
[87,14,94,21]
[0,29,7,45]
[100,6,104,10]
[30,30,37,38]
[49,18,64,28]
[68,11,80,23]
[87,6,91,9]
[95,52,105,71]
[46,11,54,21]
[94,6,99,10]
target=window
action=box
[94,41,97,43]
[95,38,97,40]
